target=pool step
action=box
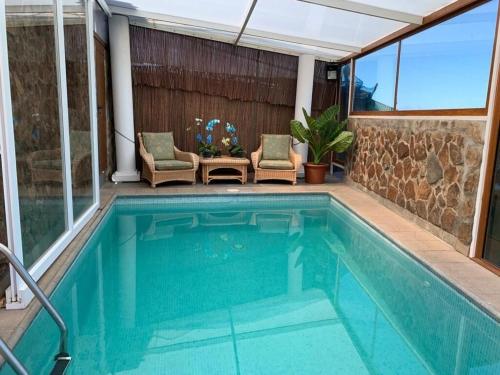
[50,354,71,375]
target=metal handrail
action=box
[0,338,28,375]
[0,244,70,362]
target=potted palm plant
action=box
[291,105,354,184]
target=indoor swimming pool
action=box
[1,194,499,374]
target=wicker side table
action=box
[199,156,250,184]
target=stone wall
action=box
[347,117,485,249]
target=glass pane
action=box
[340,63,351,120]
[64,0,93,220]
[248,0,407,47]
[353,43,398,112]
[0,157,9,293]
[484,140,500,267]
[397,0,498,110]
[6,0,67,268]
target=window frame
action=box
[349,0,500,117]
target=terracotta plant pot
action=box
[304,163,328,184]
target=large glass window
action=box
[483,138,500,267]
[64,0,93,220]
[6,1,67,268]
[397,0,498,110]
[352,43,398,112]
[339,63,350,120]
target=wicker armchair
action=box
[251,134,301,185]
[27,130,92,186]
[138,132,199,187]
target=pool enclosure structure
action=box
[0,0,499,309]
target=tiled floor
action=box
[0,177,498,355]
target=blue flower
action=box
[206,119,220,131]
[206,134,213,144]
[225,122,236,134]
[196,133,203,142]
[231,136,238,145]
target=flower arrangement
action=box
[194,117,245,158]
[223,122,245,157]
[195,118,221,157]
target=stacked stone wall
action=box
[348,118,485,246]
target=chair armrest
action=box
[289,147,302,171]
[251,146,262,169]
[175,147,199,171]
[138,133,155,172]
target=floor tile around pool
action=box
[236,323,370,375]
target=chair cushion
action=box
[262,134,290,160]
[259,159,294,170]
[143,132,175,160]
[155,160,193,171]
[32,159,62,170]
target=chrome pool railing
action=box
[0,243,71,374]
[0,338,28,375]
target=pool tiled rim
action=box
[0,181,498,360]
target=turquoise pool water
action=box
[1,194,499,374]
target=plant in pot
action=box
[290,105,354,184]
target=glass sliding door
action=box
[5,0,67,268]
[0,159,8,293]
[63,0,93,220]
[483,141,500,267]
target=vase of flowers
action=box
[195,118,221,158]
[223,122,245,157]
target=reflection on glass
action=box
[339,63,350,120]
[63,0,93,220]
[484,140,500,267]
[6,197,499,374]
[397,0,498,110]
[353,43,398,112]
[0,158,8,293]
[6,0,66,268]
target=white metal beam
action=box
[111,5,361,53]
[299,0,423,24]
[244,28,360,52]
[234,0,258,45]
[129,18,343,61]
[96,0,112,18]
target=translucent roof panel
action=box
[109,0,466,60]
[246,0,408,48]
[108,0,252,27]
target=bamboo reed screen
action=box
[130,26,338,161]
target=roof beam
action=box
[244,28,360,52]
[234,0,258,45]
[129,18,343,61]
[299,0,423,24]
[111,5,361,53]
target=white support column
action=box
[109,15,140,182]
[293,54,315,176]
